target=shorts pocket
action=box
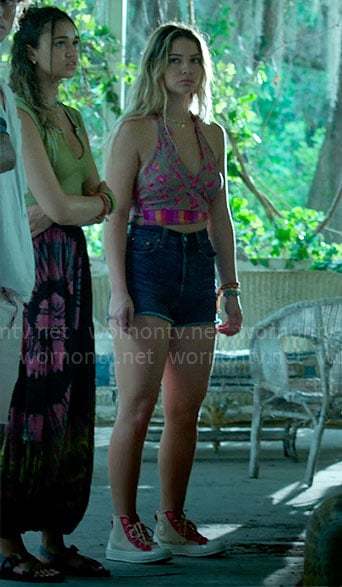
[127,233,161,254]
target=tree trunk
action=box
[126,0,181,63]
[258,0,284,70]
[307,43,342,242]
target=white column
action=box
[98,0,127,128]
[106,0,127,110]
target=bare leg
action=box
[158,324,216,515]
[153,325,225,556]
[108,315,171,518]
[0,535,30,558]
[40,529,110,576]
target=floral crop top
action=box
[129,115,222,225]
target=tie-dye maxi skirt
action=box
[0,224,96,536]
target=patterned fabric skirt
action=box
[0,225,95,536]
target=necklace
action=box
[166,117,191,128]
[51,101,62,121]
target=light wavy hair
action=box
[113,22,213,136]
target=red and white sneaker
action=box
[154,510,226,557]
[106,515,172,563]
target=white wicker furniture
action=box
[216,269,342,351]
[249,297,342,486]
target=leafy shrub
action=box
[232,197,342,271]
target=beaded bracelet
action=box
[216,284,241,313]
[222,288,241,297]
[217,282,241,296]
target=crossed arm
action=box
[18,108,109,235]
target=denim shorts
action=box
[126,224,217,327]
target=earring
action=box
[32,60,37,65]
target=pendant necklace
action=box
[166,117,191,128]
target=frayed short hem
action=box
[173,321,215,328]
[135,311,174,325]
[134,313,215,329]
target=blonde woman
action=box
[104,22,242,564]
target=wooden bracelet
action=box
[99,189,115,214]
[95,193,110,222]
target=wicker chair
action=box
[248,297,342,486]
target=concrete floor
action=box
[12,427,342,586]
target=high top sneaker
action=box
[154,510,226,557]
[106,515,172,563]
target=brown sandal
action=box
[0,553,65,583]
[39,544,110,577]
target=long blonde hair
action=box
[113,22,213,137]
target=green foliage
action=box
[83,223,104,257]
[200,9,337,270]
[202,8,326,210]
[232,197,342,271]
[29,1,338,269]
[248,123,325,208]
[209,57,325,208]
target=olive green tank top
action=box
[16,97,94,207]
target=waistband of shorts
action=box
[128,223,209,245]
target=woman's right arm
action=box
[18,109,105,225]
[104,120,140,331]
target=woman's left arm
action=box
[207,123,243,335]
